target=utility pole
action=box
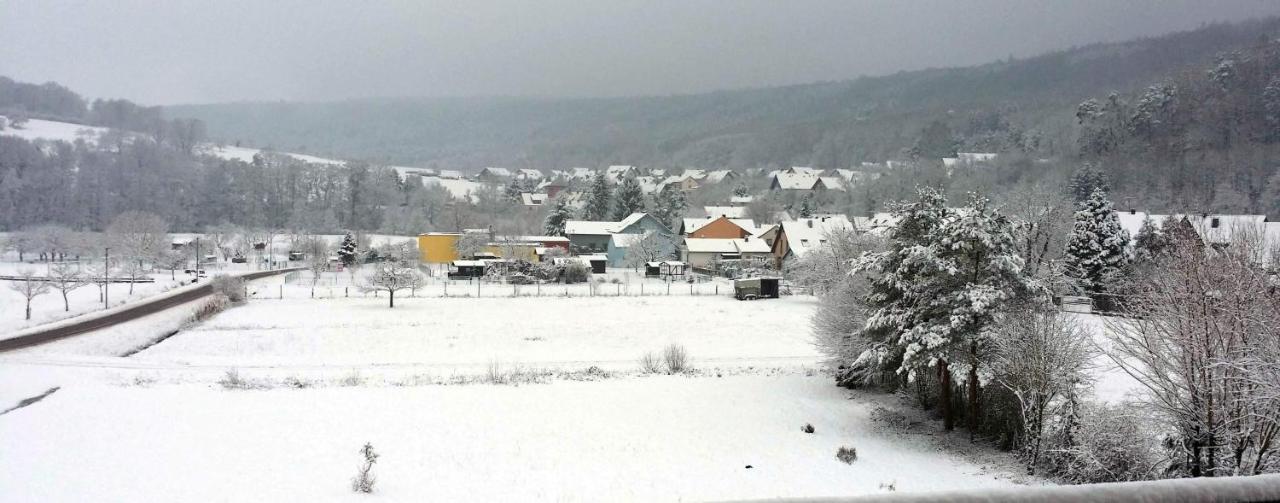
[194,237,201,281]
[103,247,110,308]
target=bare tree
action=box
[1104,227,1280,476]
[300,235,331,297]
[84,262,115,303]
[45,262,90,312]
[118,257,148,295]
[992,304,1095,474]
[155,249,188,280]
[106,211,169,269]
[359,262,422,308]
[622,231,672,269]
[207,224,240,262]
[8,270,50,320]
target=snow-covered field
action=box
[0,261,189,336]
[0,118,110,145]
[0,293,1032,501]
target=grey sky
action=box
[3,0,1279,105]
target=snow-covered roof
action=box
[703,206,746,219]
[772,172,820,190]
[781,215,855,258]
[684,237,771,254]
[606,165,637,182]
[437,170,463,179]
[681,169,707,180]
[479,167,512,177]
[516,168,543,179]
[610,233,647,247]
[704,170,735,183]
[615,213,650,232]
[788,166,823,175]
[730,195,754,205]
[817,177,846,191]
[565,220,616,236]
[520,193,548,206]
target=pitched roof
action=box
[817,177,846,191]
[704,170,735,183]
[520,193,548,206]
[703,206,746,218]
[682,216,757,235]
[781,215,855,258]
[772,172,820,190]
[516,168,543,179]
[565,220,616,235]
[684,237,771,254]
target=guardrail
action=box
[0,268,303,353]
[724,474,1280,503]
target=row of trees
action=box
[809,177,1280,482]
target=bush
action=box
[190,294,230,323]
[639,352,663,374]
[563,262,591,284]
[801,423,815,434]
[662,344,690,373]
[836,446,858,464]
[218,369,253,390]
[351,442,378,494]
[1040,401,1158,483]
[210,275,246,303]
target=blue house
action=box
[604,213,677,266]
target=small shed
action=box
[582,254,607,274]
[645,261,686,278]
[449,260,488,279]
[733,277,780,300]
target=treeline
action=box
[169,19,1280,177]
[0,133,557,235]
[1077,36,1280,216]
[0,76,207,152]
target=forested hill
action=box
[168,18,1280,170]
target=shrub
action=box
[351,442,379,494]
[218,369,253,390]
[836,446,858,464]
[801,423,815,434]
[210,275,246,303]
[340,371,365,387]
[190,294,230,323]
[662,344,690,374]
[1040,401,1158,483]
[639,352,663,374]
[563,263,591,284]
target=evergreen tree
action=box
[337,232,360,266]
[733,183,750,198]
[1068,164,1111,203]
[582,172,612,220]
[855,188,1037,432]
[543,197,573,236]
[1131,216,1169,263]
[1062,189,1130,306]
[799,194,814,218]
[650,185,687,229]
[611,174,646,221]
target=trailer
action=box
[733,277,780,300]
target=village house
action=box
[605,165,638,183]
[769,215,855,269]
[515,168,543,181]
[476,167,513,182]
[564,213,676,265]
[682,236,772,270]
[418,231,569,264]
[679,215,757,239]
[769,171,845,192]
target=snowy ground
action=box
[0,292,1034,501]
[0,261,191,335]
[0,118,110,145]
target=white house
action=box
[682,236,772,269]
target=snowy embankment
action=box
[0,294,1035,500]
[0,376,1018,502]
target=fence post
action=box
[616,284,620,296]
[715,285,718,296]
[279,284,283,299]
[345,286,348,298]
[640,283,643,296]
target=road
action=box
[0,268,302,353]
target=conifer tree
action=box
[650,185,687,229]
[611,174,646,221]
[543,197,573,236]
[1062,188,1130,307]
[337,232,359,267]
[582,172,612,220]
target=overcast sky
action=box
[3,0,1279,105]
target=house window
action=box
[1211,217,1220,228]
[800,239,809,246]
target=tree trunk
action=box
[388,290,395,308]
[25,300,32,320]
[968,343,980,441]
[940,360,954,431]
[63,292,70,311]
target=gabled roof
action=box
[516,168,543,179]
[681,169,707,180]
[520,193,548,206]
[479,167,512,177]
[703,206,746,219]
[682,216,757,235]
[437,170,463,179]
[565,220,616,236]
[704,170,736,183]
[780,215,855,258]
[615,212,651,232]
[772,172,820,190]
[817,177,846,191]
[684,237,771,254]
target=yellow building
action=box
[418,233,461,264]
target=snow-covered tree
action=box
[8,270,50,320]
[46,262,89,312]
[155,249,188,280]
[1131,216,1168,264]
[733,183,751,198]
[543,198,573,236]
[649,185,687,230]
[359,262,422,308]
[854,188,1038,433]
[582,172,611,220]
[337,232,359,267]
[454,232,489,260]
[798,194,814,218]
[611,174,646,221]
[622,231,673,268]
[106,211,169,265]
[1062,188,1129,307]
[1068,165,1110,203]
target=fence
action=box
[249,273,735,300]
